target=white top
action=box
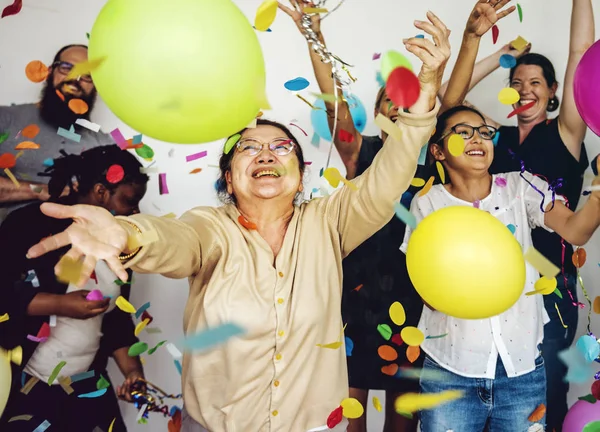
[400,172,559,379]
[25,261,121,382]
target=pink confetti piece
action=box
[110,128,128,150]
[185,151,207,162]
[373,53,381,60]
[289,123,308,136]
[159,173,169,195]
[495,177,507,187]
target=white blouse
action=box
[401,172,560,379]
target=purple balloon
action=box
[574,39,600,137]
[563,400,600,432]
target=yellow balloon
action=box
[406,206,526,319]
[341,397,364,419]
[89,0,267,144]
[389,302,406,326]
[400,326,425,346]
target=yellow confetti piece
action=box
[435,161,445,184]
[3,168,20,188]
[498,87,521,105]
[140,356,146,365]
[311,93,339,102]
[58,375,74,395]
[316,341,343,349]
[375,113,402,143]
[341,397,364,419]
[304,7,328,13]
[400,326,425,347]
[161,212,177,218]
[524,247,560,278]
[14,151,24,160]
[418,176,435,197]
[56,256,84,284]
[395,390,463,413]
[510,36,529,52]
[389,302,406,326]
[554,303,568,328]
[224,133,241,155]
[8,415,33,422]
[529,276,557,296]
[448,134,465,156]
[411,178,425,187]
[0,313,8,323]
[373,396,383,412]
[323,167,358,191]
[254,0,278,31]
[20,376,39,395]
[127,229,159,251]
[108,418,116,432]
[116,296,137,314]
[296,94,320,110]
[134,318,151,337]
[65,57,106,80]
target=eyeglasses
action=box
[438,124,498,142]
[52,61,93,84]
[236,138,295,157]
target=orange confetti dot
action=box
[25,60,49,83]
[56,90,65,101]
[378,345,398,362]
[593,296,600,314]
[381,364,399,376]
[0,153,16,169]
[68,99,89,115]
[21,124,40,139]
[406,345,420,363]
[572,248,586,268]
[528,404,546,422]
[238,215,257,230]
[15,141,40,150]
[353,284,363,292]
[189,168,203,174]
[418,176,435,197]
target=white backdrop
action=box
[1,1,599,431]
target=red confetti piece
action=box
[90,270,98,284]
[507,101,535,118]
[141,310,154,325]
[106,164,125,184]
[528,404,546,422]
[0,153,17,169]
[352,284,363,292]
[327,406,343,429]
[56,90,65,101]
[591,380,600,400]
[391,334,403,346]
[385,67,420,108]
[289,123,308,136]
[2,0,22,19]
[338,129,355,143]
[492,25,499,44]
[37,322,50,339]
[238,215,257,230]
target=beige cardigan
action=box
[118,104,438,432]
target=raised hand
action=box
[278,0,321,34]
[501,41,532,59]
[57,290,110,319]
[26,203,129,286]
[466,0,516,37]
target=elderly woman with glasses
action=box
[23,14,449,431]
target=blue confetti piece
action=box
[400,191,414,209]
[507,224,516,234]
[78,388,107,398]
[558,345,596,383]
[132,134,143,144]
[319,167,324,177]
[21,371,25,388]
[174,359,182,375]
[376,71,386,87]
[284,77,310,92]
[180,323,245,352]
[415,34,425,39]
[394,202,417,229]
[345,336,354,356]
[492,130,500,147]
[135,302,151,319]
[33,420,51,432]
[253,26,272,32]
[70,370,95,383]
[576,335,600,363]
[170,406,182,417]
[417,144,428,165]
[499,54,517,69]
[311,132,320,148]
[42,158,54,167]
[57,125,81,143]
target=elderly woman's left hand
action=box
[403,11,451,111]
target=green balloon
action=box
[583,421,600,432]
[89,0,267,144]
[380,50,414,82]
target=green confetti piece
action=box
[86,32,90,40]
[553,288,563,299]
[138,417,148,425]
[48,361,67,385]
[517,4,523,23]
[398,411,414,419]
[0,132,9,144]
[128,342,148,357]
[578,394,597,404]
[426,333,448,340]
[114,279,131,286]
[148,340,167,355]
[394,202,417,229]
[224,133,241,155]
[311,93,338,102]
[96,375,110,390]
[135,144,155,160]
[377,324,392,341]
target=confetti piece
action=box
[338,129,354,143]
[559,345,594,383]
[106,164,124,184]
[110,128,127,149]
[492,25,499,44]
[70,370,95,382]
[395,390,463,413]
[389,301,406,326]
[254,0,277,32]
[56,256,84,284]
[0,313,8,323]
[20,376,39,395]
[0,132,8,144]
[555,303,568,328]
[375,113,402,142]
[378,345,398,361]
[25,60,48,82]
[323,167,358,191]
[65,57,106,81]
[448,134,465,156]
[317,341,343,349]
[166,343,183,359]
[373,396,382,412]
[284,77,310,91]
[406,345,421,363]
[48,361,67,385]
[593,296,600,314]
[139,167,158,174]
[528,404,546,422]
[592,381,600,400]
[128,342,148,357]
[572,248,587,268]
[68,99,89,115]
[411,178,425,187]
[148,340,167,355]
[311,92,338,103]
[303,7,328,13]
[185,151,207,162]
[373,53,381,60]
[524,246,560,278]
[96,375,110,390]
[134,318,150,337]
[238,214,257,230]
[352,284,363,292]
[499,54,517,69]
[224,133,241,155]
[327,406,343,429]
[394,202,417,230]
[132,134,142,145]
[526,276,557,296]
[345,336,354,356]
[78,388,108,398]
[0,153,16,169]
[3,168,20,187]
[507,101,536,118]
[57,125,81,143]
[57,376,74,395]
[116,296,136,313]
[32,420,51,432]
[377,324,392,340]
[391,334,403,346]
[108,418,116,432]
[75,118,101,132]
[418,176,435,197]
[400,327,424,346]
[21,124,40,139]
[381,50,414,80]
[517,3,523,22]
[341,398,364,419]
[134,302,151,319]
[435,161,445,183]
[381,363,399,376]
[386,67,420,108]
[181,323,245,352]
[511,36,529,52]
[576,335,600,362]
[8,415,33,422]
[15,141,40,150]
[159,173,169,195]
[498,87,520,105]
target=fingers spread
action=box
[27,231,72,258]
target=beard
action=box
[39,77,98,129]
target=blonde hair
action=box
[374,87,387,111]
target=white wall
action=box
[1,1,599,430]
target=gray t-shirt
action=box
[0,103,114,219]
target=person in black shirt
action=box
[0,145,149,431]
[438,1,595,430]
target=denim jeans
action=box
[541,273,578,432]
[419,355,546,432]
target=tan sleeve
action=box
[115,209,205,279]
[323,101,439,257]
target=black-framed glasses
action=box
[236,138,295,157]
[438,124,498,142]
[52,61,93,83]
